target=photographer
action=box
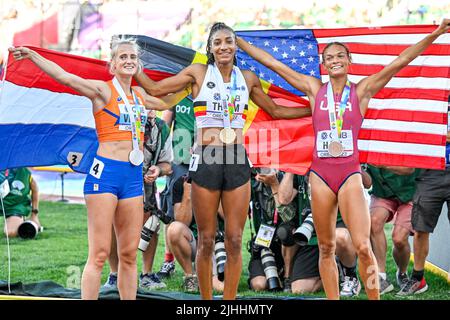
[278,173,360,297]
[104,110,173,290]
[247,168,288,292]
[166,174,224,293]
[157,96,195,279]
[365,164,419,295]
[0,167,41,238]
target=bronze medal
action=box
[328,140,344,157]
[219,128,236,144]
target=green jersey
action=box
[367,165,420,203]
[171,97,195,165]
[0,168,32,217]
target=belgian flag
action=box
[133,35,313,174]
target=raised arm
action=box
[243,70,311,119]
[237,37,322,99]
[134,86,191,111]
[134,63,202,96]
[8,47,107,103]
[357,19,450,112]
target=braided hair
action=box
[206,22,237,66]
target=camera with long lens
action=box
[138,215,160,252]
[214,230,226,281]
[293,208,315,246]
[260,247,282,291]
[154,208,174,225]
[276,221,297,246]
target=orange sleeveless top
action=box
[94,81,147,143]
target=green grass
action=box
[1,201,449,299]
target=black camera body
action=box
[276,220,297,246]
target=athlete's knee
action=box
[354,240,373,261]
[197,233,215,256]
[119,248,137,266]
[90,248,110,269]
[225,233,243,257]
[318,241,336,258]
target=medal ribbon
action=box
[213,64,237,129]
[112,77,142,152]
[326,80,351,140]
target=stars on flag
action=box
[236,30,320,96]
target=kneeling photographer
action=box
[1,167,41,239]
[277,173,361,297]
[166,174,224,293]
[247,168,289,292]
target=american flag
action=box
[236,26,450,170]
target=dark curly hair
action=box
[206,22,237,66]
[321,42,352,64]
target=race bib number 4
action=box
[316,130,354,158]
[89,158,105,179]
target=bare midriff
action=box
[97,140,144,161]
[196,127,244,146]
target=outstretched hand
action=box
[433,18,450,36]
[8,46,33,61]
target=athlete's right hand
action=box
[8,46,33,61]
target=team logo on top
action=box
[213,93,221,101]
[117,97,122,102]
[207,81,216,89]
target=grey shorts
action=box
[412,168,450,233]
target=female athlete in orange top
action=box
[9,38,187,300]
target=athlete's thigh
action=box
[338,174,371,244]
[191,182,221,236]
[114,196,143,251]
[309,172,338,245]
[84,193,118,253]
[221,181,251,234]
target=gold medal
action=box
[328,140,344,157]
[219,128,236,144]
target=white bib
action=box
[316,130,354,158]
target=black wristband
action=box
[31,209,39,214]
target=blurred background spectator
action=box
[0,0,448,66]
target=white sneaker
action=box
[340,276,361,297]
